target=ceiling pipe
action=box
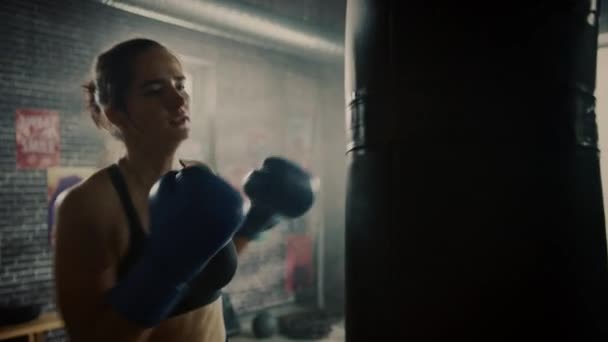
[99,0,344,61]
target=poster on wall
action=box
[224,231,294,313]
[47,166,97,247]
[284,233,314,294]
[15,108,60,169]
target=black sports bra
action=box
[107,164,238,317]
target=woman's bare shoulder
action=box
[53,166,126,283]
[55,167,120,237]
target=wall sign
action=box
[15,108,60,169]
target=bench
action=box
[0,313,64,342]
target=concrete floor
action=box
[228,304,345,342]
[231,320,344,342]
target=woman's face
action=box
[118,46,191,150]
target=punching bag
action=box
[345,1,608,341]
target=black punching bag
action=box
[345,1,608,341]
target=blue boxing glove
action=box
[236,157,315,240]
[106,166,244,326]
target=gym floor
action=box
[229,304,345,341]
[231,320,344,341]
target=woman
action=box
[53,38,313,341]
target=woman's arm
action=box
[53,186,152,342]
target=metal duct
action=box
[99,0,344,61]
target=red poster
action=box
[15,109,60,169]
[284,233,315,293]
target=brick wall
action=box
[0,0,344,339]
